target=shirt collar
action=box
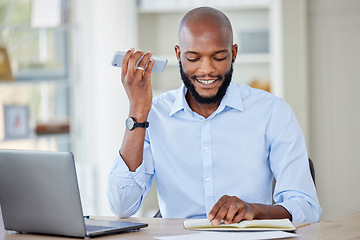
[170,84,189,116]
[220,81,244,112]
[169,81,244,117]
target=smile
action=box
[196,79,218,85]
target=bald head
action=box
[178,7,233,47]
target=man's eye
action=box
[214,56,227,61]
[186,58,199,62]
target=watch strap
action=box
[134,121,149,128]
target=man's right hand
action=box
[121,48,154,122]
[119,49,154,172]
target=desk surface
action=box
[1,211,360,240]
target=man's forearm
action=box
[251,203,292,220]
[120,126,147,172]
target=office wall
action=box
[270,0,310,145]
[280,0,309,142]
[308,0,360,220]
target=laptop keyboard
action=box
[86,224,118,233]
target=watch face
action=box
[126,117,135,130]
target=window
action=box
[0,0,71,151]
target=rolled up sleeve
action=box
[107,136,154,218]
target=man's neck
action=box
[185,92,220,119]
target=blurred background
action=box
[0,0,359,221]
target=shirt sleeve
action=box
[107,132,155,218]
[267,99,322,223]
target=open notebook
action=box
[184,218,296,232]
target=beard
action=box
[179,62,233,104]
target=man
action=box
[107,7,321,224]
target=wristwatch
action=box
[125,117,149,131]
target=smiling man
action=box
[176,10,235,111]
[107,7,321,224]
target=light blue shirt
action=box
[107,82,321,223]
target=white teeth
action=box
[197,79,216,85]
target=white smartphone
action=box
[111,51,168,73]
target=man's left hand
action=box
[207,195,256,225]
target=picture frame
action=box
[3,105,30,140]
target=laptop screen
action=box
[0,149,148,237]
[0,150,88,237]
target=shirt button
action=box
[204,147,209,152]
[204,120,208,124]
[205,176,211,181]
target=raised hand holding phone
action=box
[121,49,154,122]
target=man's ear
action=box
[175,45,181,62]
[232,44,238,62]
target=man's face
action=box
[179,62,233,104]
[175,22,237,104]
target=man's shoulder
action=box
[148,87,184,121]
[232,82,283,104]
[231,82,292,115]
[150,87,184,116]
[152,88,180,106]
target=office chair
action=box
[154,157,316,218]
[308,157,316,185]
[154,209,162,218]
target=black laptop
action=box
[0,149,148,237]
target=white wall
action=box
[71,0,136,216]
[308,0,360,220]
[282,0,309,142]
[271,0,309,143]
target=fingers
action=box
[134,51,153,78]
[143,58,154,82]
[207,195,228,225]
[128,50,146,76]
[121,49,154,81]
[225,203,240,224]
[208,195,255,225]
[121,48,135,79]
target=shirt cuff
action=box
[109,154,146,189]
[277,197,319,223]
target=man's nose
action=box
[198,57,215,75]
